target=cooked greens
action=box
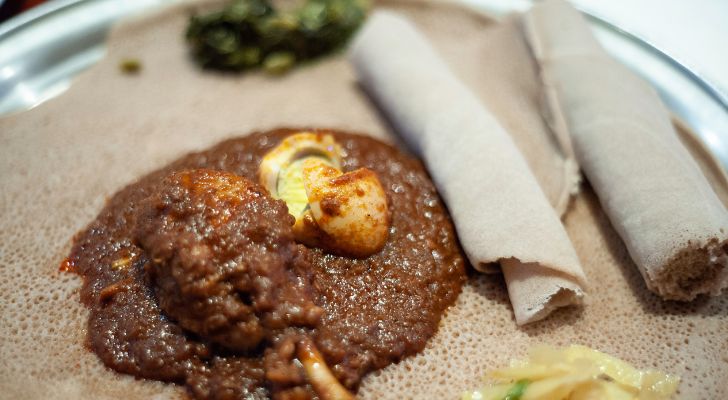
[186,0,368,74]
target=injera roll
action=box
[0,1,726,399]
[524,0,728,301]
[348,11,587,325]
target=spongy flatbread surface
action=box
[0,1,726,399]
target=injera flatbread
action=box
[0,0,726,399]
[524,0,728,302]
[348,10,586,325]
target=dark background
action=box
[0,0,46,23]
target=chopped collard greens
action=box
[186,0,368,74]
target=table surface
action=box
[467,0,728,100]
[577,0,728,100]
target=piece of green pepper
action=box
[503,380,529,400]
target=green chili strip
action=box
[503,379,530,400]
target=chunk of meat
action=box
[135,169,322,352]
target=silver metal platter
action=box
[1,0,727,170]
[0,0,173,115]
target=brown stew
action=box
[68,129,467,399]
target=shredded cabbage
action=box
[463,345,679,400]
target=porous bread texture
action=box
[358,189,728,399]
[651,239,728,300]
[0,1,726,399]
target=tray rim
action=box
[2,0,726,112]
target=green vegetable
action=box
[263,51,296,74]
[185,0,368,74]
[503,380,529,400]
[119,58,142,74]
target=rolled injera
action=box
[524,0,728,300]
[349,11,587,325]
